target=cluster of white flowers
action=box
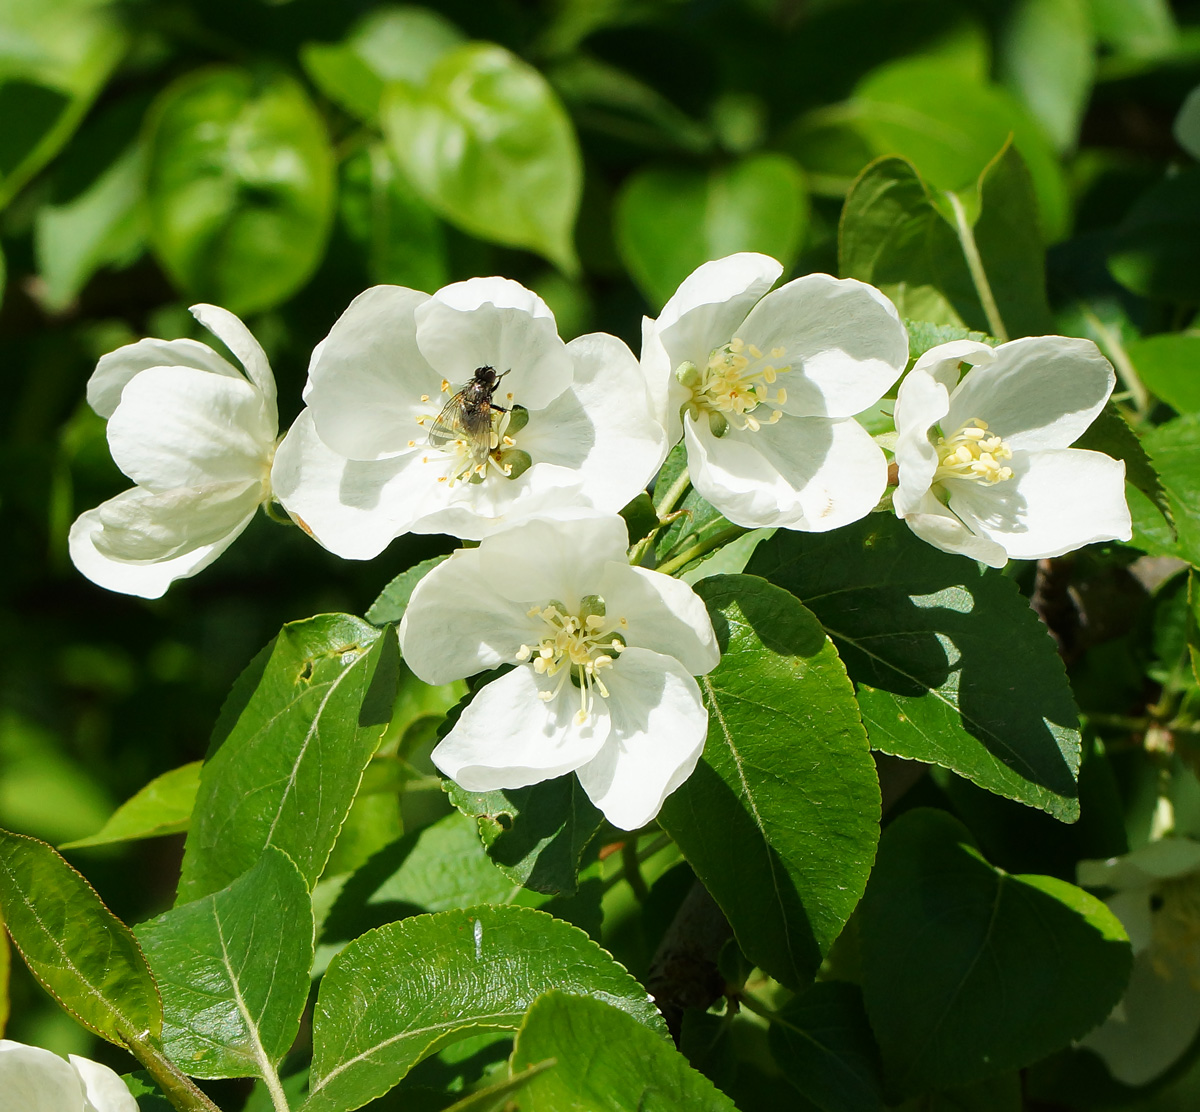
[69,254,1132,827]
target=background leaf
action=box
[746,516,1083,820]
[659,574,880,990]
[0,828,161,1045]
[178,615,400,903]
[1125,334,1200,416]
[509,991,737,1111]
[60,761,200,850]
[303,905,665,1112]
[1144,415,1200,567]
[859,808,1131,1095]
[367,555,451,627]
[615,152,808,310]
[383,43,582,273]
[137,847,312,1080]
[1108,167,1200,303]
[145,66,335,315]
[768,981,885,1112]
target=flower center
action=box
[1151,874,1200,987]
[933,419,1014,486]
[515,595,628,725]
[411,379,531,487]
[676,337,790,438]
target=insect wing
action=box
[427,389,493,467]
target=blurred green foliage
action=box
[3,0,1200,1104]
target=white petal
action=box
[1080,947,1200,1086]
[575,648,709,830]
[70,1054,138,1112]
[1079,839,1200,890]
[190,303,276,425]
[415,277,572,413]
[69,498,250,598]
[945,336,1115,451]
[738,273,908,418]
[686,414,886,531]
[898,490,1009,568]
[598,563,719,676]
[654,253,783,373]
[947,449,1132,561]
[531,332,668,510]
[399,546,539,685]
[106,367,273,493]
[92,481,264,561]
[477,514,630,608]
[87,338,240,419]
[305,285,436,461]
[408,469,587,542]
[0,1041,86,1112]
[639,314,678,443]
[893,367,949,517]
[271,411,438,559]
[911,339,996,391]
[432,666,611,791]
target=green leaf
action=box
[509,991,736,1112]
[1088,0,1177,59]
[367,555,451,627]
[178,615,401,903]
[998,0,1095,153]
[1190,571,1200,687]
[440,1060,554,1112]
[33,135,145,311]
[840,146,1052,341]
[746,516,1084,820]
[859,808,1131,1094]
[302,7,465,122]
[0,827,161,1045]
[144,66,335,315]
[0,0,126,209]
[339,144,448,294]
[839,156,972,328]
[1144,415,1200,567]
[383,43,582,273]
[136,847,312,1081]
[905,321,995,361]
[1126,333,1200,416]
[615,152,808,310]
[849,58,1068,241]
[447,775,602,896]
[768,981,885,1112]
[658,575,880,989]
[60,762,200,850]
[0,906,9,1037]
[302,906,665,1112]
[1109,167,1200,303]
[894,1075,1023,1112]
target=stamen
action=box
[677,336,792,435]
[934,419,1014,486]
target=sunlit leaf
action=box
[137,847,313,1080]
[659,575,880,990]
[383,43,582,273]
[145,66,335,315]
[61,762,199,850]
[302,906,665,1112]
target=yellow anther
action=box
[934,418,1014,486]
[678,336,791,435]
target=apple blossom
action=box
[0,1040,136,1112]
[640,253,909,531]
[273,279,666,557]
[398,514,719,830]
[68,306,279,599]
[1076,838,1200,1085]
[892,336,1132,567]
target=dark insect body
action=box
[427,366,511,474]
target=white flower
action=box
[892,336,1132,568]
[1077,838,1200,1086]
[398,514,720,830]
[640,253,909,531]
[68,306,278,599]
[0,1039,137,1112]
[272,279,666,557]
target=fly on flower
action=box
[426,365,512,481]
